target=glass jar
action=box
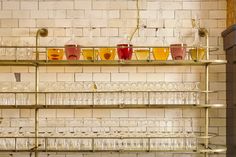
[117,35,133,60]
[65,35,81,60]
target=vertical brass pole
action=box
[204,33,209,157]
[35,66,39,157]
[35,28,48,157]
[35,31,39,157]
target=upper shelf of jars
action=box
[0,45,226,66]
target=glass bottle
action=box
[189,29,205,61]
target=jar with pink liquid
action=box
[65,36,80,60]
[170,44,187,60]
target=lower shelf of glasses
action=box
[0,104,225,109]
[0,144,226,154]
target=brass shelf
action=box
[0,104,225,109]
[0,60,227,66]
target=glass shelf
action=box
[0,136,226,153]
[0,104,225,109]
[0,60,227,66]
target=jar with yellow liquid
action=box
[98,48,116,60]
[134,48,150,60]
[82,48,98,61]
[47,48,64,60]
[152,47,170,60]
[189,47,205,61]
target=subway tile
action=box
[75,109,92,118]
[1,19,19,28]
[0,66,11,72]
[129,73,147,82]
[56,109,74,118]
[146,109,164,117]
[75,1,91,9]
[83,66,101,73]
[183,2,200,10]
[93,73,110,82]
[164,73,183,82]
[147,73,165,82]
[12,10,30,19]
[111,109,129,117]
[39,1,73,10]
[2,109,19,118]
[137,66,155,73]
[3,1,20,10]
[93,109,111,117]
[21,1,38,10]
[75,73,93,81]
[165,109,182,118]
[129,109,146,117]
[111,73,129,82]
[57,73,74,82]
[39,109,56,118]
[39,73,57,82]
[101,66,119,73]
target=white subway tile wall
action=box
[0,0,226,157]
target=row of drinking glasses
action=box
[0,129,195,138]
[1,118,194,134]
[0,82,33,92]
[44,91,200,105]
[0,94,32,105]
[0,81,199,92]
[0,45,33,60]
[40,82,200,92]
[0,137,197,151]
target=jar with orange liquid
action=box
[47,48,64,60]
[82,48,98,61]
[152,47,169,60]
[98,48,116,60]
[47,38,64,60]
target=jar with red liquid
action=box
[117,35,133,60]
[65,35,80,60]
